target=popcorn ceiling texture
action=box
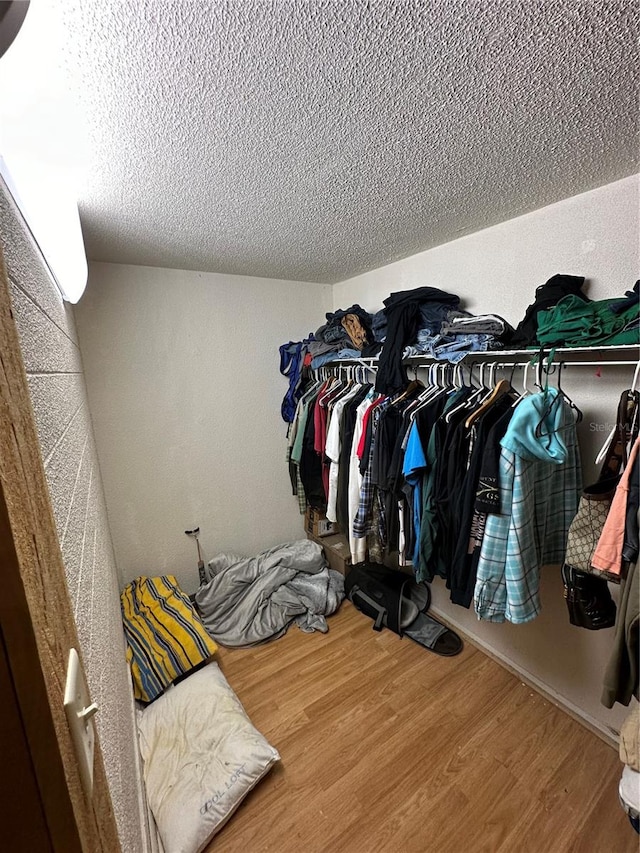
[0,186,149,853]
[55,0,638,282]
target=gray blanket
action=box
[195,540,345,647]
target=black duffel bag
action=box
[345,562,462,656]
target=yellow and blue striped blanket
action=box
[121,575,218,702]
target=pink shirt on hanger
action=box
[592,437,640,576]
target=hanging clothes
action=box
[591,437,640,577]
[448,394,517,607]
[418,387,473,583]
[402,391,449,568]
[285,353,616,636]
[461,405,517,604]
[299,389,327,510]
[353,398,392,554]
[601,548,639,708]
[326,383,365,522]
[336,384,372,529]
[347,392,378,563]
[279,337,314,423]
[473,388,582,624]
[317,378,346,499]
[290,380,322,512]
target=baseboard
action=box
[430,604,620,750]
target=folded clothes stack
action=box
[309,304,375,369]
[375,287,462,394]
[283,275,638,411]
[403,332,494,362]
[440,312,515,339]
[403,308,512,364]
[309,347,362,369]
[509,273,588,348]
[536,281,639,348]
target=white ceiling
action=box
[9,0,640,283]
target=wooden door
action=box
[0,243,121,851]
[0,626,53,852]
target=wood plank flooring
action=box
[207,602,636,853]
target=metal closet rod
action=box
[533,361,637,367]
[320,345,640,370]
[456,360,637,368]
[319,358,639,371]
[406,343,640,359]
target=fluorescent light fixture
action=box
[0,154,88,303]
[0,1,88,303]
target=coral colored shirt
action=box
[592,437,640,576]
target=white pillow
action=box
[137,662,280,853]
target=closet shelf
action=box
[320,344,639,369]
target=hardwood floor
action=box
[207,602,636,853]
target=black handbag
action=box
[561,563,617,630]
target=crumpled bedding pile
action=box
[195,539,344,647]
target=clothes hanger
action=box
[533,365,566,440]
[318,371,344,405]
[532,351,584,439]
[464,361,512,429]
[418,364,447,400]
[552,360,583,423]
[391,379,422,406]
[460,360,493,406]
[390,365,424,406]
[300,373,323,400]
[510,359,536,408]
[405,363,449,419]
[592,363,640,465]
[445,360,488,423]
[591,365,640,470]
[329,368,358,405]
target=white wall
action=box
[75,263,331,591]
[0,187,149,853]
[332,174,639,738]
[334,174,639,317]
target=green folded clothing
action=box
[536,294,639,347]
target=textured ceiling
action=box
[18,0,640,282]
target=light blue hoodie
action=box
[501,386,567,464]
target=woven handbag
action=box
[564,475,620,581]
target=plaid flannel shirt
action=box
[353,399,390,539]
[474,396,581,624]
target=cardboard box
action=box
[307,531,352,576]
[304,507,338,539]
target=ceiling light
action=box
[0,1,88,303]
[1,154,88,304]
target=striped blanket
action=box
[121,575,218,702]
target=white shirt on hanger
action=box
[348,392,375,563]
[325,384,362,522]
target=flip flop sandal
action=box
[402,582,463,656]
[404,611,463,656]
